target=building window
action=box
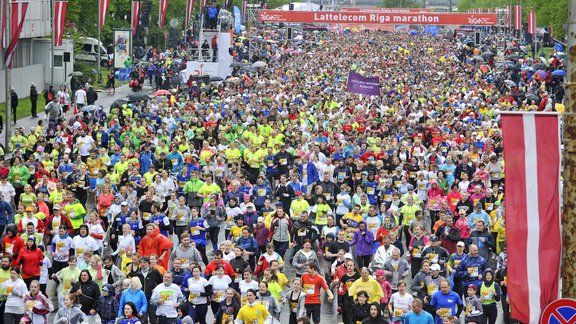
[54,54,63,68]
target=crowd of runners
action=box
[0,24,566,324]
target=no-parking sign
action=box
[541,299,576,324]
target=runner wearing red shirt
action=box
[300,262,334,324]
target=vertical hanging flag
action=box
[158,0,168,28]
[515,5,522,30]
[241,0,247,20]
[186,0,194,28]
[99,0,110,31]
[500,112,561,324]
[528,9,536,34]
[53,1,67,46]
[131,1,141,35]
[200,0,206,12]
[4,1,28,67]
[506,5,511,28]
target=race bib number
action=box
[304,284,315,295]
[26,301,35,311]
[394,309,403,317]
[427,284,438,295]
[468,267,479,277]
[213,291,224,302]
[439,308,452,317]
[366,187,375,195]
[280,158,287,165]
[258,189,266,197]
[412,248,421,258]
[428,253,438,263]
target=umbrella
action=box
[504,80,516,87]
[153,89,171,96]
[479,65,491,73]
[128,93,150,102]
[506,54,521,60]
[533,63,546,70]
[68,71,83,77]
[552,70,566,77]
[111,99,128,109]
[253,61,267,68]
[535,69,547,79]
[472,56,485,62]
[481,52,495,59]
[209,76,224,82]
[526,93,540,102]
[81,105,101,113]
[556,52,566,58]
[230,62,243,68]
[179,83,189,89]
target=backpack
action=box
[209,7,218,19]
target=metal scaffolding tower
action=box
[246,4,260,61]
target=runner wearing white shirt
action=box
[75,129,95,160]
[150,272,184,322]
[71,225,99,264]
[75,88,87,108]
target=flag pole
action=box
[50,0,54,86]
[562,0,576,299]
[4,0,11,149]
[97,0,102,84]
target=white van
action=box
[75,37,110,67]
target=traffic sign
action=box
[541,299,576,324]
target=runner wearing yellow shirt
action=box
[197,175,222,203]
[341,205,364,242]
[289,192,310,219]
[235,289,271,324]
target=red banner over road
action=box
[258,10,498,25]
[339,7,432,13]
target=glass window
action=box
[54,54,63,68]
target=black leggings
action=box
[483,303,498,324]
[357,255,371,269]
[23,276,39,288]
[196,244,209,265]
[305,303,321,324]
[207,227,220,248]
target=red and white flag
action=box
[131,1,141,36]
[158,0,168,28]
[185,0,194,28]
[501,112,562,324]
[241,0,247,20]
[4,1,28,67]
[54,1,67,46]
[513,5,521,30]
[528,9,536,34]
[200,0,206,11]
[506,5,511,28]
[99,0,110,32]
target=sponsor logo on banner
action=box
[340,7,432,13]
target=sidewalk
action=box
[2,82,153,141]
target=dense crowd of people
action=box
[0,24,566,324]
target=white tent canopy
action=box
[279,2,320,11]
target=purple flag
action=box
[346,72,380,96]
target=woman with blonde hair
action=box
[118,277,147,318]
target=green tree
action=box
[457,0,567,39]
